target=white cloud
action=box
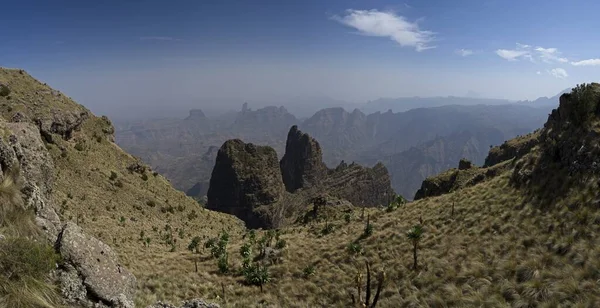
[139,36,182,41]
[496,49,530,61]
[548,68,568,79]
[455,49,473,57]
[496,44,570,64]
[571,59,600,66]
[333,9,435,51]
[535,47,568,63]
[536,71,541,75]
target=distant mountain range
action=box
[115,92,563,199]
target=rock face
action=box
[207,127,396,228]
[484,132,540,167]
[0,108,135,307]
[35,110,89,142]
[206,139,285,228]
[56,222,137,307]
[325,161,395,207]
[280,125,327,192]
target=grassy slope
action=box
[3,68,600,307]
[0,68,245,306]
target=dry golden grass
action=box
[3,68,600,307]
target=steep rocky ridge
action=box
[207,126,395,228]
[279,125,327,192]
[206,139,285,228]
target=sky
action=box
[1,0,599,118]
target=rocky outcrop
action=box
[185,109,207,121]
[35,110,89,143]
[280,125,327,192]
[324,162,395,207]
[56,222,136,307]
[0,117,135,307]
[206,139,285,228]
[207,127,396,228]
[512,84,600,192]
[484,132,540,167]
[0,121,61,239]
[147,299,220,308]
[458,158,474,170]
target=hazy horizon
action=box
[2,0,599,120]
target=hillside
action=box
[0,68,245,307]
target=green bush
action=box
[240,243,252,258]
[0,84,10,97]
[243,262,271,291]
[302,265,315,278]
[569,83,600,125]
[347,242,362,255]
[217,253,229,274]
[275,239,287,249]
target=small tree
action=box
[406,225,424,270]
[188,236,201,272]
[243,262,271,292]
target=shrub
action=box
[141,173,148,181]
[146,200,156,207]
[74,142,85,151]
[109,171,118,181]
[187,210,198,221]
[240,243,252,259]
[344,213,352,224]
[0,84,10,97]
[321,221,334,235]
[217,253,230,274]
[275,239,287,249]
[347,242,363,256]
[243,262,271,291]
[570,83,600,124]
[302,265,316,278]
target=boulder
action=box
[279,125,327,192]
[147,299,220,308]
[56,222,137,306]
[206,139,285,228]
[34,109,89,142]
[458,158,474,170]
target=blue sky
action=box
[1,0,599,117]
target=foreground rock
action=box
[206,139,285,228]
[57,222,136,307]
[0,102,136,307]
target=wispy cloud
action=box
[496,43,569,64]
[496,49,530,61]
[571,58,600,66]
[548,68,568,79]
[535,47,568,63]
[139,36,182,42]
[455,49,473,57]
[536,71,541,75]
[332,9,435,51]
